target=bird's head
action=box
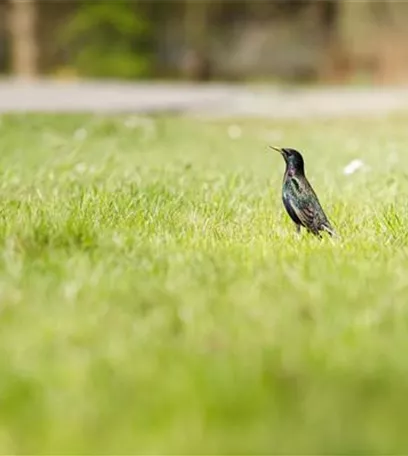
[270,146,305,174]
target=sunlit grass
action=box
[1,113,408,453]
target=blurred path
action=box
[1,79,408,118]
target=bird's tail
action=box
[322,223,338,238]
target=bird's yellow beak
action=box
[269,145,283,154]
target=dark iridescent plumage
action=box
[271,146,336,237]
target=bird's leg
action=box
[295,224,301,235]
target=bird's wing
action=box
[288,177,334,235]
[288,197,318,231]
[287,178,318,229]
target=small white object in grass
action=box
[227,124,242,140]
[343,159,364,175]
[73,128,87,141]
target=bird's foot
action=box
[295,225,301,236]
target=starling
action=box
[271,146,336,237]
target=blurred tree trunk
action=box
[327,0,408,84]
[319,0,377,83]
[371,0,408,84]
[318,0,351,83]
[182,0,211,81]
[9,0,39,78]
[0,1,8,73]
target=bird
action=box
[270,146,336,238]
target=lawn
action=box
[1,112,408,453]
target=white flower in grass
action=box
[343,159,365,175]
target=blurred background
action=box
[2,0,408,85]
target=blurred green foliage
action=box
[59,1,151,79]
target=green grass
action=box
[1,112,408,453]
